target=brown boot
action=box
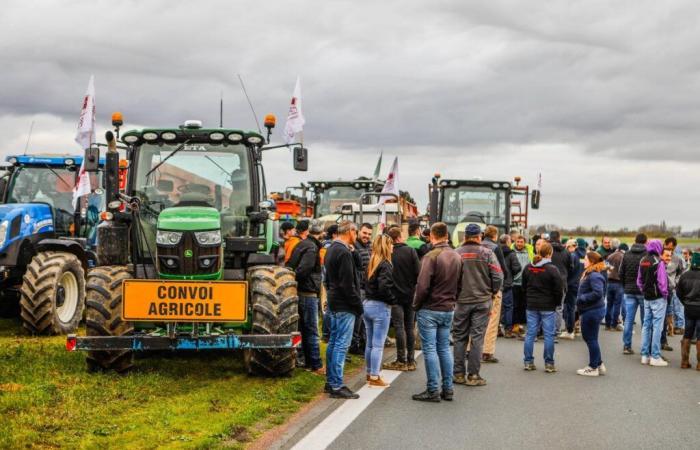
[681,338,691,369]
[697,342,700,371]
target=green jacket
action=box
[406,236,428,258]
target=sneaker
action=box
[368,376,390,388]
[453,374,467,385]
[481,354,499,363]
[623,347,634,355]
[641,356,650,365]
[412,390,441,402]
[465,374,487,386]
[330,386,360,399]
[440,389,454,401]
[661,343,674,351]
[523,362,537,371]
[598,363,607,375]
[649,357,669,367]
[559,331,575,340]
[615,324,624,332]
[544,364,557,373]
[406,361,417,371]
[382,360,408,371]
[576,366,599,377]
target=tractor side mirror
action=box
[531,189,541,210]
[293,146,308,172]
[157,179,174,192]
[84,146,100,172]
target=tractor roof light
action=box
[246,134,263,145]
[161,132,177,141]
[183,120,203,129]
[7,157,17,164]
[209,132,225,142]
[264,114,276,129]
[112,112,124,127]
[228,132,243,143]
[502,182,511,189]
[64,158,75,166]
[143,132,158,142]
[123,134,140,144]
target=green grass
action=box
[0,319,351,449]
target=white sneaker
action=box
[641,356,650,365]
[577,366,599,377]
[565,332,575,340]
[649,357,668,367]
[598,363,607,375]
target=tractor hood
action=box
[157,206,220,231]
[0,203,54,251]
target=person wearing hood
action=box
[576,252,608,376]
[637,239,669,367]
[605,240,627,331]
[522,242,565,373]
[676,251,700,370]
[548,230,573,334]
[620,234,648,354]
[560,239,585,339]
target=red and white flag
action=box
[283,77,305,144]
[73,75,95,209]
[379,157,399,229]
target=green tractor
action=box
[67,114,309,376]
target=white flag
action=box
[73,75,95,209]
[283,77,305,144]
[378,157,399,229]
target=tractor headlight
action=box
[0,221,7,249]
[194,230,221,245]
[156,230,183,245]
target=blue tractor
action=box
[0,154,104,334]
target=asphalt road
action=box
[326,322,700,450]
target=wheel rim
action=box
[56,271,79,323]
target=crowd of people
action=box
[279,219,700,401]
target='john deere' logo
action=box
[184,250,193,258]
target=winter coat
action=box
[500,245,522,290]
[567,247,586,288]
[391,243,421,304]
[619,243,647,295]
[413,243,462,312]
[355,239,372,290]
[482,238,507,277]
[286,236,322,295]
[666,254,684,291]
[406,236,429,258]
[512,247,531,286]
[550,241,573,287]
[607,249,625,282]
[636,240,668,300]
[365,260,396,305]
[577,271,606,313]
[324,240,363,316]
[521,259,565,311]
[676,269,700,319]
[596,246,614,260]
[456,242,504,304]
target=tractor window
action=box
[315,186,363,217]
[134,143,252,256]
[443,186,508,228]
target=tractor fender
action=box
[0,203,55,254]
[35,239,90,272]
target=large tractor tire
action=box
[84,266,134,373]
[19,251,85,335]
[244,265,299,376]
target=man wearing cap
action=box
[287,220,325,375]
[452,223,503,387]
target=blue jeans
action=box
[605,282,624,327]
[417,309,454,392]
[640,298,666,359]
[623,294,645,348]
[581,306,605,368]
[672,293,685,329]
[326,311,356,389]
[299,296,323,370]
[501,289,514,329]
[524,310,557,365]
[563,285,578,333]
[363,300,391,376]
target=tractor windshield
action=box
[316,185,363,217]
[442,186,508,230]
[134,143,252,248]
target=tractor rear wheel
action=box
[244,265,299,376]
[19,251,85,335]
[84,266,134,373]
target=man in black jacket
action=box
[287,220,325,374]
[324,220,363,399]
[500,235,522,338]
[620,233,648,354]
[549,230,573,333]
[349,223,373,354]
[383,226,421,371]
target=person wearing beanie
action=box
[637,239,669,367]
[576,252,608,376]
[676,251,700,369]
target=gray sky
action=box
[2,0,699,230]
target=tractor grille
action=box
[157,232,220,276]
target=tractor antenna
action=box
[23,120,35,155]
[219,90,223,128]
[237,74,263,134]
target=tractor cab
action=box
[308,178,384,223]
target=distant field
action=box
[0,319,347,449]
[565,235,700,248]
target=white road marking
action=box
[292,351,421,450]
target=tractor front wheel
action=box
[84,266,134,373]
[19,251,85,335]
[245,265,299,376]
